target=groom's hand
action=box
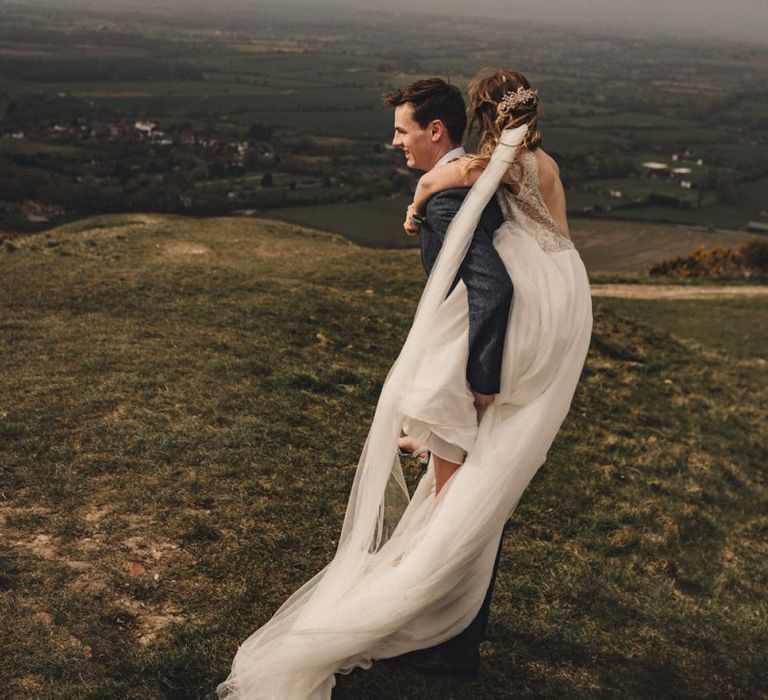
[472,391,496,408]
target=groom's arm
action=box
[421,188,513,396]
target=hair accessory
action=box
[497,87,538,115]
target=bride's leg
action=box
[434,454,461,495]
[399,430,466,494]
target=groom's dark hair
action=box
[383,78,466,145]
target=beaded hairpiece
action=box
[497,86,538,115]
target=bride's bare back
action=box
[532,148,570,239]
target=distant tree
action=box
[208,161,228,178]
[716,171,737,204]
[244,150,261,170]
[248,124,273,140]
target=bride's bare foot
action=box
[397,436,430,466]
[397,436,422,454]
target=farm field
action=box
[267,200,754,271]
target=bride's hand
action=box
[472,391,496,409]
[404,203,420,237]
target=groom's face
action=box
[392,103,440,171]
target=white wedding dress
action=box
[217,127,593,699]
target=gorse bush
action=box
[740,236,768,269]
[648,236,768,278]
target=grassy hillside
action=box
[1,215,766,698]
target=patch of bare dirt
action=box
[590,284,768,299]
[102,403,142,427]
[245,241,295,257]
[26,533,57,559]
[158,241,211,258]
[29,607,94,659]
[83,505,111,524]
[121,534,186,564]
[114,595,185,646]
[4,503,194,645]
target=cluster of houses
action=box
[0,200,65,223]
[0,118,274,224]
[640,151,704,190]
[5,120,263,163]
[133,120,172,146]
[133,121,258,160]
[747,220,768,235]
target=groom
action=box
[383,78,512,677]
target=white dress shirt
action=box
[433,146,466,169]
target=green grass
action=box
[0,138,88,156]
[581,174,768,230]
[562,113,703,130]
[0,214,766,698]
[267,195,417,249]
[47,80,278,97]
[592,297,768,360]
[240,109,391,137]
[195,51,388,78]
[266,206,754,272]
[544,127,627,155]
[586,177,705,205]
[596,204,755,230]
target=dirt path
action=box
[590,284,768,299]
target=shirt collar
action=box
[433,146,466,169]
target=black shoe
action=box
[391,643,481,679]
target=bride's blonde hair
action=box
[462,68,541,177]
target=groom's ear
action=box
[429,119,446,142]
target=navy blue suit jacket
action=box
[420,188,513,395]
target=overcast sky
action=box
[20,0,768,43]
[308,0,767,43]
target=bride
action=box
[217,68,593,699]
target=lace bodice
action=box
[495,149,575,253]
